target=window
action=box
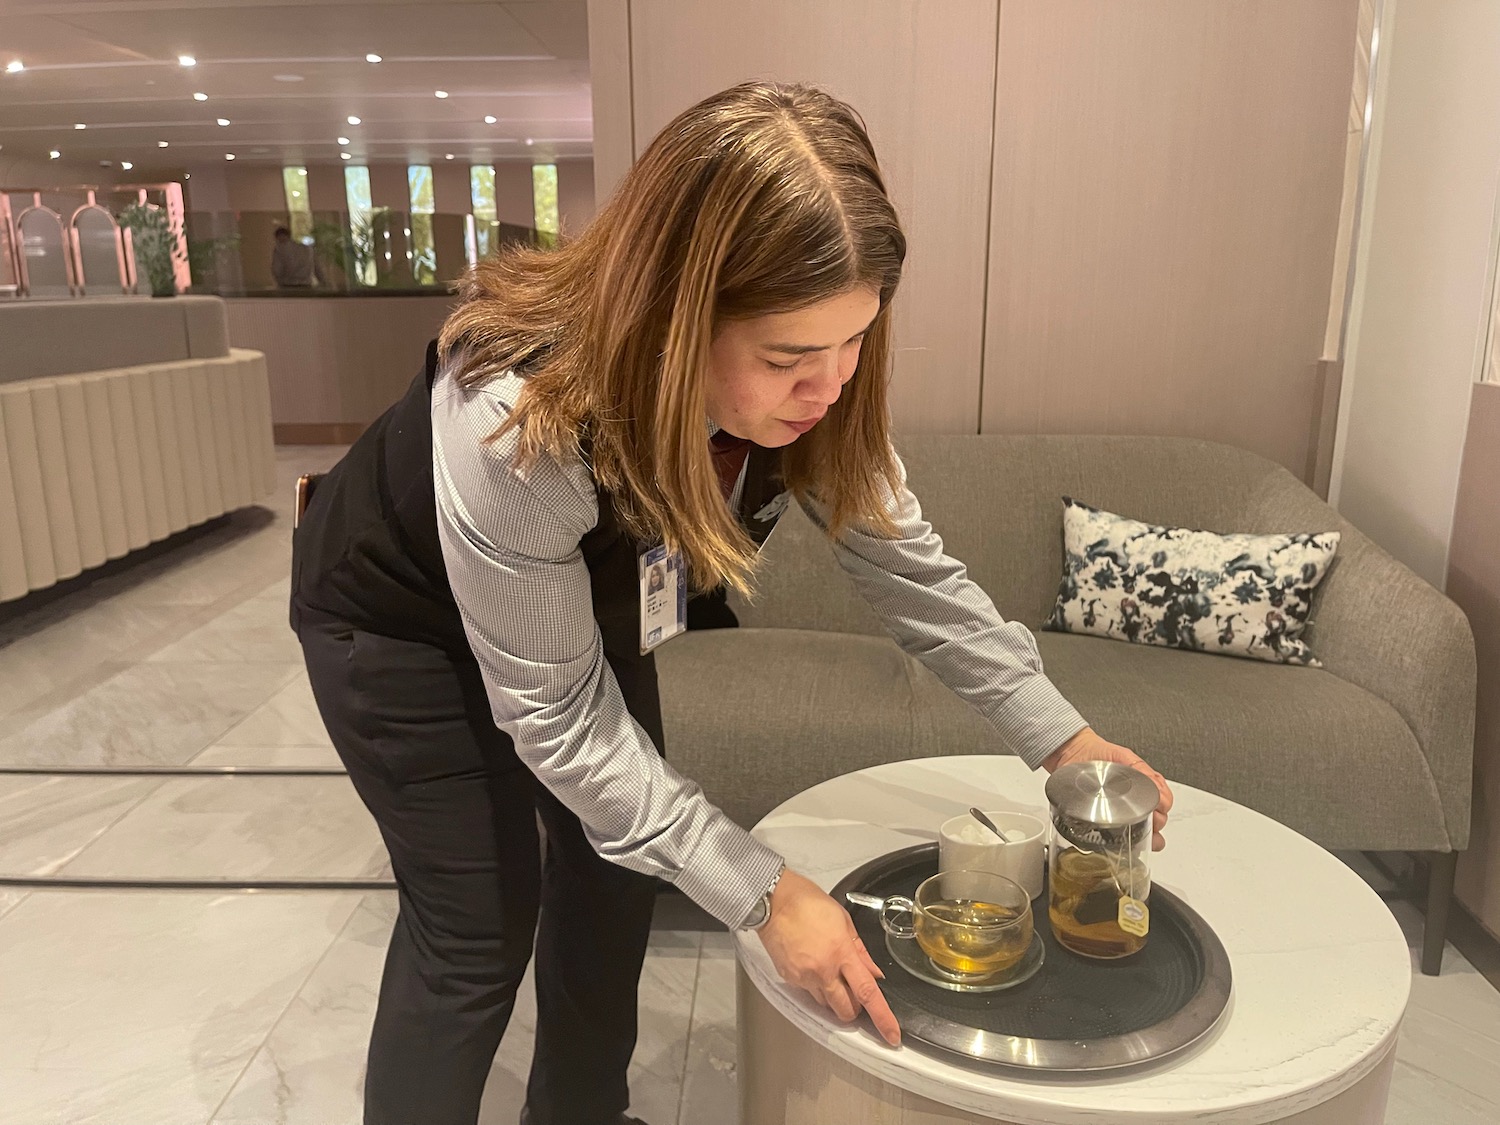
[343,165,376,285]
[532,163,559,248]
[407,164,436,284]
[470,164,497,259]
[281,166,311,241]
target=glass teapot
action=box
[1044,760,1159,959]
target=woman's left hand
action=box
[1041,728,1174,850]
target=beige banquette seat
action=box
[0,296,275,603]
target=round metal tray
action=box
[832,843,1233,1073]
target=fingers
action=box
[1154,774,1175,814]
[804,947,901,1046]
[853,936,885,981]
[1153,830,1166,851]
[820,976,858,1023]
[842,961,901,1046]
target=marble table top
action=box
[734,756,1410,1125]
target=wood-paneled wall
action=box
[1451,383,1500,940]
[981,0,1357,478]
[608,0,1001,435]
[590,0,1364,478]
[225,295,457,438]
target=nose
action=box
[798,351,851,408]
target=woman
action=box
[291,81,1173,1125]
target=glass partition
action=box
[16,200,72,297]
[1,182,543,299]
[0,195,19,297]
[70,196,127,296]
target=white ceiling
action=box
[0,0,593,174]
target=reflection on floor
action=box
[0,447,1496,1124]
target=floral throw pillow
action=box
[1044,498,1340,666]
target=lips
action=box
[783,414,824,434]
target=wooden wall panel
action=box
[1451,383,1500,939]
[225,295,457,429]
[587,0,637,207]
[982,0,1358,478]
[624,0,1000,435]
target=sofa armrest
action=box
[1248,471,1477,849]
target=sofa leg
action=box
[1421,850,1458,976]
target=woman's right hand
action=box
[754,868,902,1046]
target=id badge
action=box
[638,544,688,654]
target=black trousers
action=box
[298,615,658,1125]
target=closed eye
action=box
[765,358,799,372]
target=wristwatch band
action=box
[743,863,786,931]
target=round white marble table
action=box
[733,756,1410,1125]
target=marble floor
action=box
[0,447,1497,1124]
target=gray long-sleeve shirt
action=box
[431,366,1088,928]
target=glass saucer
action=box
[885,930,1046,994]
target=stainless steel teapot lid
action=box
[1045,760,1160,828]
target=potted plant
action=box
[117,202,186,297]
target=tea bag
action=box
[1054,811,1147,926]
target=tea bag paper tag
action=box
[638,544,687,655]
[1118,896,1149,938]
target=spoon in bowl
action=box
[969,807,1013,844]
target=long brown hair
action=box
[438,81,907,594]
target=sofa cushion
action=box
[1046,497,1340,666]
[658,627,1448,851]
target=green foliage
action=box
[117,202,185,297]
[309,216,353,287]
[532,163,559,239]
[185,231,240,290]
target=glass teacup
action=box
[880,869,1033,979]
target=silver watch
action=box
[742,864,786,930]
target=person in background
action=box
[271,225,324,288]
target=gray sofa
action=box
[657,435,1475,973]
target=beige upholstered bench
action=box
[0,296,276,603]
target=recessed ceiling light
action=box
[347,115,361,125]
[178,55,196,67]
[6,60,23,74]
[193,92,208,101]
[297,167,306,175]
[121,161,134,170]
[49,149,60,159]
[184,172,190,179]
[337,136,350,145]
[365,53,382,64]
[445,153,454,160]
[217,118,230,126]
[291,190,301,198]
[340,152,351,160]
[158,140,169,148]
[74,123,86,130]
[225,153,235,160]
[435,90,449,99]
[484,115,497,124]
[525,137,534,146]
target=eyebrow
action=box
[763,315,878,356]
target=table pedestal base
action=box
[737,966,1397,1125]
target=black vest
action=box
[290,341,788,749]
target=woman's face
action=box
[705,287,880,447]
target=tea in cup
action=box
[880,869,1033,978]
